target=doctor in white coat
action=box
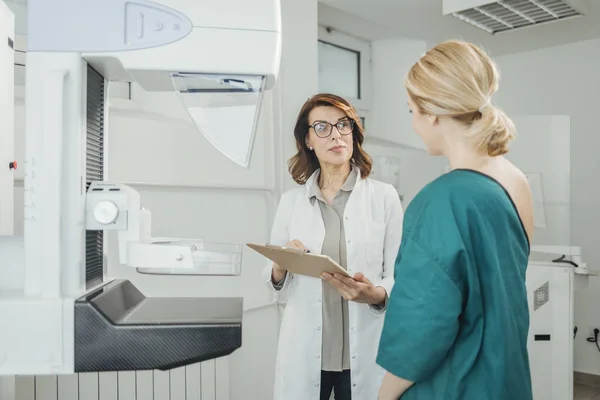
[263,93,403,400]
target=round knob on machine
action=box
[94,201,119,225]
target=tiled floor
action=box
[575,384,600,400]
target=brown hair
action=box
[288,93,372,185]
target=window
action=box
[318,41,361,100]
[317,26,372,121]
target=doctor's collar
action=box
[305,165,360,199]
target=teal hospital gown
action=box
[376,169,533,400]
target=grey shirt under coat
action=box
[273,168,358,372]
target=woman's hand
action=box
[321,271,387,305]
[272,239,308,282]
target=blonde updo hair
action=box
[405,40,515,157]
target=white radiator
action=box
[14,357,230,400]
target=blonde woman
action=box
[376,41,535,400]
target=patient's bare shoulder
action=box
[487,159,535,242]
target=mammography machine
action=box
[0,0,281,383]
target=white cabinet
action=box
[369,39,428,150]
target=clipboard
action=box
[247,243,352,279]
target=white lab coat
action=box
[262,169,404,400]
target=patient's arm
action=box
[378,372,414,399]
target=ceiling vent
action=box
[443,0,589,34]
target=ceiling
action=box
[318,0,600,56]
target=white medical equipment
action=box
[0,0,14,237]
[0,0,281,377]
[527,245,583,400]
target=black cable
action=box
[552,254,579,268]
[586,328,600,353]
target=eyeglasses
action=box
[309,119,354,138]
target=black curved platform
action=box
[74,279,243,372]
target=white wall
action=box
[365,36,448,207]
[492,38,600,375]
[363,141,445,208]
[280,0,319,191]
[369,39,428,151]
[505,115,571,246]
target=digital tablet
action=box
[247,243,352,279]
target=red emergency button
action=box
[9,161,17,170]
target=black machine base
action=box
[74,279,243,372]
